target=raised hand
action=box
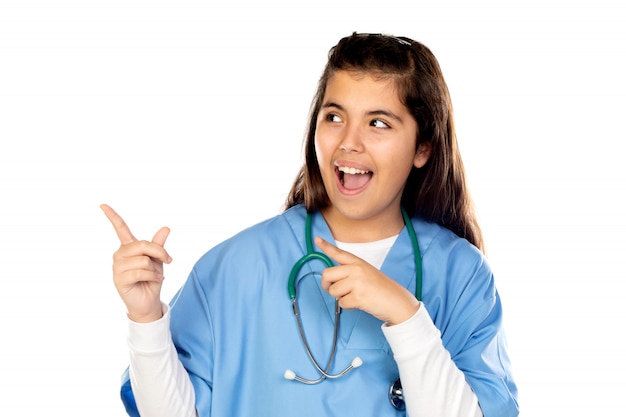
[315,236,420,326]
[101,204,173,323]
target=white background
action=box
[1,0,624,415]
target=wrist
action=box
[385,299,420,326]
[128,303,164,323]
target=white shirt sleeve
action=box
[127,303,197,417]
[382,303,483,417]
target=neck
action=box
[320,206,405,243]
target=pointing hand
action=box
[101,204,172,323]
[315,236,419,325]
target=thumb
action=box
[152,226,171,248]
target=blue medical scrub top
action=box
[120,205,518,416]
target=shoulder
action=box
[192,205,307,269]
[412,217,485,268]
[412,217,495,305]
[224,205,305,247]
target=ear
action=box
[413,141,432,168]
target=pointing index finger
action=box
[100,204,137,245]
[315,236,357,265]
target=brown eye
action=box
[326,113,342,123]
[370,119,390,128]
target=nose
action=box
[339,123,364,153]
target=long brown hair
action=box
[285,33,484,251]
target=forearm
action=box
[382,304,482,417]
[127,303,197,417]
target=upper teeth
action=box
[338,166,370,175]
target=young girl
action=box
[102,33,519,417]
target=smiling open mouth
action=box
[337,166,373,190]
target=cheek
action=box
[313,136,323,165]
[313,134,339,190]
[313,131,332,166]
[383,144,418,183]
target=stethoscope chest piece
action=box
[389,377,405,411]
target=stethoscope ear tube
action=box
[286,296,362,384]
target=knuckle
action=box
[137,240,151,250]
[131,269,149,282]
[140,256,153,269]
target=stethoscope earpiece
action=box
[283,356,363,385]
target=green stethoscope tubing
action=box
[402,207,423,301]
[287,207,423,302]
[285,208,423,386]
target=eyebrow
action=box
[322,102,405,123]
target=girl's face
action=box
[315,70,430,241]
